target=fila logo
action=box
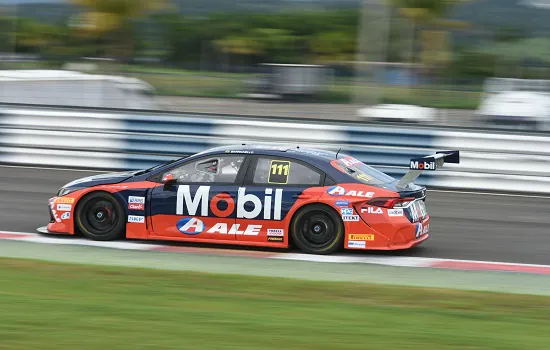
[176,185,283,220]
[410,161,435,170]
[361,207,383,214]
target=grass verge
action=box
[1,257,548,350]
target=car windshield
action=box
[331,156,395,185]
[133,158,181,176]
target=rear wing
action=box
[396,150,460,188]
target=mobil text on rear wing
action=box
[397,150,460,188]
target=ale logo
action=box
[177,217,204,235]
[327,186,375,198]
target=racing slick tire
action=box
[290,204,344,255]
[75,191,125,241]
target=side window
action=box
[166,155,245,184]
[252,157,322,186]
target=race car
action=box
[38,144,459,254]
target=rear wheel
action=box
[75,192,125,241]
[290,204,344,255]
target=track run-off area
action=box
[1,165,550,295]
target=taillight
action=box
[367,197,415,209]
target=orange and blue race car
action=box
[38,144,459,254]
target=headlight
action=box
[57,187,84,197]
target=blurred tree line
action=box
[0,0,545,81]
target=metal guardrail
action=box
[1,105,549,194]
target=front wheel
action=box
[290,204,344,255]
[75,192,125,241]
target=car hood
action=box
[61,170,139,189]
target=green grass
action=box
[0,258,549,350]
[129,70,481,108]
[0,61,482,108]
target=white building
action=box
[0,70,157,110]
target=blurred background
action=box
[0,0,550,128]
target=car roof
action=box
[197,144,342,165]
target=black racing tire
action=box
[75,191,125,241]
[290,204,344,255]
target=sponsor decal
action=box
[177,217,204,234]
[207,223,261,235]
[55,197,75,204]
[225,150,254,154]
[415,223,430,238]
[176,185,283,220]
[128,215,145,224]
[128,196,145,204]
[349,234,374,241]
[409,200,428,222]
[176,219,261,236]
[347,240,366,249]
[269,160,290,184]
[335,200,350,207]
[361,207,383,214]
[342,215,360,222]
[128,203,145,211]
[327,186,374,198]
[267,229,284,237]
[268,236,284,242]
[415,223,422,238]
[356,173,372,182]
[410,160,436,170]
[340,157,362,167]
[56,204,72,212]
[387,208,404,217]
[340,208,353,216]
[51,207,62,223]
[61,212,70,220]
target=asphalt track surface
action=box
[1,166,549,266]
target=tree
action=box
[69,0,168,59]
[310,31,356,64]
[389,0,473,68]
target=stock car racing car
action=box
[38,145,459,254]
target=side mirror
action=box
[162,173,177,190]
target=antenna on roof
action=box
[336,148,341,159]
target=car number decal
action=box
[269,160,290,184]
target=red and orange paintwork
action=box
[47,181,429,251]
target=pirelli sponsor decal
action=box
[55,197,75,204]
[348,234,374,241]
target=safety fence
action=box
[0,105,549,194]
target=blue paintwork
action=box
[58,144,425,197]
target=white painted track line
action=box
[1,230,550,275]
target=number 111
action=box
[271,164,289,176]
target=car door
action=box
[149,154,248,241]
[236,155,325,244]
